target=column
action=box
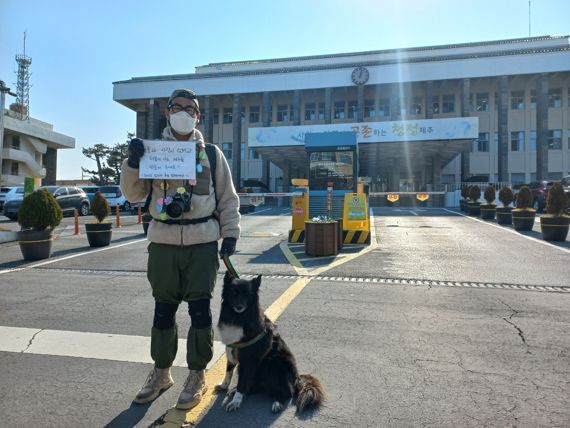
[460,79,471,181]
[232,94,242,189]
[262,92,271,127]
[536,74,549,181]
[43,148,57,185]
[292,90,301,126]
[390,160,400,192]
[424,81,434,119]
[147,99,161,139]
[203,95,213,143]
[261,159,271,190]
[324,88,332,124]
[357,85,365,122]
[136,111,147,139]
[432,154,441,190]
[390,84,399,121]
[497,76,509,182]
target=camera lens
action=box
[166,200,184,218]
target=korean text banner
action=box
[139,140,196,180]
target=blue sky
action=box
[1,0,569,180]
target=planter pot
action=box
[540,215,570,241]
[496,206,513,225]
[467,202,481,216]
[335,218,344,250]
[85,222,113,247]
[480,204,496,220]
[18,229,54,260]
[305,221,339,257]
[142,213,153,236]
[512,209,536,231]
[459,200,467,212]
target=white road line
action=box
[0,326,225,369]
[245,207,272,215]
[0,238,148,275]
[442,208,570,254]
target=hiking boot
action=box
[176,369,207,410]
[133,367,174,404]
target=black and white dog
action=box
[216,272,325,413]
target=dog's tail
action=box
[295,374,325,412]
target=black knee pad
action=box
[153,302,178,330]
[188,299,212,329]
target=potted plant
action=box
[540,182,570,241]
[85,191,113,247]
[497,186,514,225]
[467,185,481,216]
[480,185,497,220]
[305,216,339,257]
[512,185,536,231]
[460,185,470,212]
[17,188,63,260]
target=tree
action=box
[82,132,133,185]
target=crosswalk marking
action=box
[0,326,225,369]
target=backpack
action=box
[142,143,218,212]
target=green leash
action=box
[222,253,240,279]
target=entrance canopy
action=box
[248,117,478,175]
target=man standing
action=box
[120,88,240,410]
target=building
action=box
[0,106,75,186]
[113,35,570,192]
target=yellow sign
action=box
[387,194,399,202]
[291,192,309,230]
[343,193,370,243]
[416,193,429,202]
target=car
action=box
[0,186,24,212]
[80,186,100,204]
[3,186,90,220]
[98,185,132,211]
[528,181,559,212]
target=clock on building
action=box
[351,66,369,85]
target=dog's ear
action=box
[252,274,262,290]
[224,270,233,284]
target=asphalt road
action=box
[0,207,568,427]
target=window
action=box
[249,148,260,159]
[432,95,440,114]
[378,98,390,117]
[494,132,499,153]
[548,89,562,108]
[222,108,232,124]
[530,130,537,151]
[511,173,526,184]
[241,142,246,159]
[510,131,525,151]
[68,187,80,195]
[510,90,524,110]
[334,101,345,119]
[409,97,422,115]
[318,102,325,120]
[494,92,498,111]
[213,108,219,124]
[240,107,246,124]
[475,93,489,112]
[347,100,357,119]
[11,136,20,149]
[396,98,406,116]
[11,162,19,176]
[249,105,260,123]
[222,143,232,158]
[442,95,454,113]
[530,90,536,109]
[304,102,316,121]
[477,132,489,152]
[364,99,375,118]
[547,130,562,149]
[277,104,289,122]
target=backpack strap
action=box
[205,143,218,208]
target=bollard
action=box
[74,208,79,235]
[137,205,142,224]
[115,204,121,228]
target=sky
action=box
[1,0,569,180]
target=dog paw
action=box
[271,401,283,413]
[214,383,228,393]
[224,392,243,412]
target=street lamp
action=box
[0,80,17,186]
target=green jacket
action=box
[120,128,240,246]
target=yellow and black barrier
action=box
[343,229,370,244]
[288,229,306,243]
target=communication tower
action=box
[14,32,32,120]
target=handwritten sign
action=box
[139,140,196,179]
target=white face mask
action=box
[169,111,197,135]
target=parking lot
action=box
[0,207,569,427]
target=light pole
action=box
[0,80,17,186]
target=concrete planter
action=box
[18,229,54,260]
[540,215,570,241]
[512,209,536,231]
[85,222,113,247]
[496,206,513,225]
[480,204,496,220]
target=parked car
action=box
[98,185,132,211]
[3,186,90,220]
[80,186,100,204]
[0,186,24,211]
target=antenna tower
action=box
[15,32,32,120]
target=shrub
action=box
[498,186,514,207]
[469,185,481,202]
[18,189,63,231]
[461,185,470,200]
[545,182,569,216]
[92,191,111,223]
[483,185,496,204]
[515,186,533,209]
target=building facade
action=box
[113,35,570,192]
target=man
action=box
[120,88,240,410]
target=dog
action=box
[215,271,325,413]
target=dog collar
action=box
[227,329,267,350]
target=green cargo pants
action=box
[147,241,219,370]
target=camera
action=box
[165,192,192,218]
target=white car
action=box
[0,187,24,211]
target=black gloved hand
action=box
[219,237,237,258]
[127,138,145,169]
